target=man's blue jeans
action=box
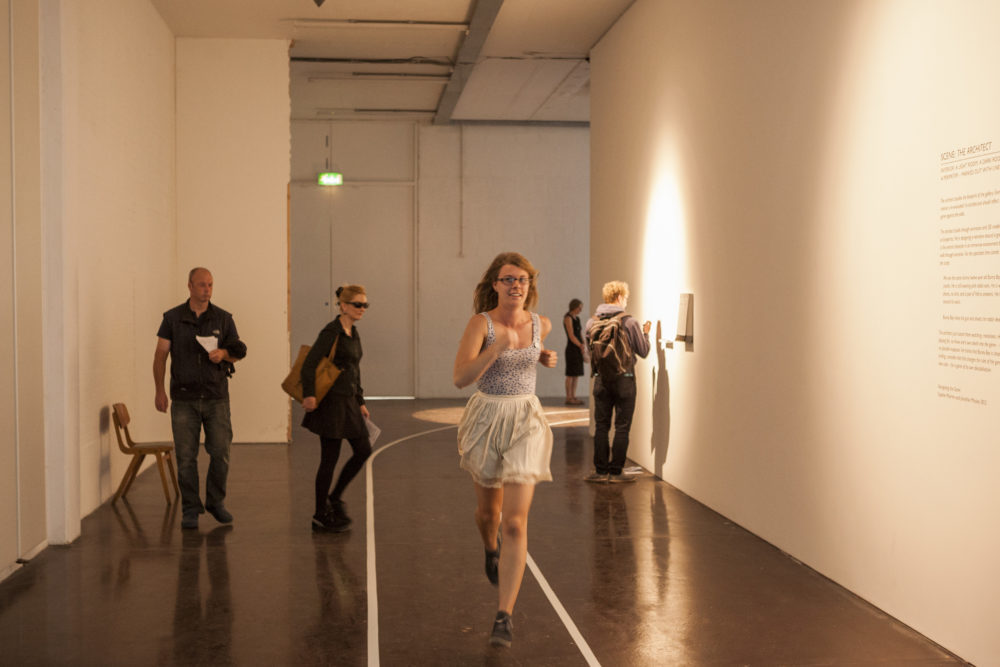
[592,374,637,475]
[170,399,232,516]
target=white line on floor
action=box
[526,552,602,666]
[365,424,456,667]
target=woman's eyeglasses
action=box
[497,276,531,286]
[346,301,370,309]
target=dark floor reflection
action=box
[591,484,636,612]
[587,481,675,660]
[628,482,673,661]
[298,534,366,665]
[169,527,233,666]
[111,497,177,547]
[562,428,587,513]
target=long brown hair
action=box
[473,252,539,313]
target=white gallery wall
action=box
[48,0,177,528]
[591,0,1000,663]
[416,124,589,398]
[175,38,290,443]
[1,0,43,576]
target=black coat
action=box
[301,317,365,439]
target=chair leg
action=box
[121,454,145,499]
[165,452,180,502]
[113,455,144,503]
[155,452,172,504]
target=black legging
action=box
[315,435,372,515]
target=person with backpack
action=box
[584,280,651,483]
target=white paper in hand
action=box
[365,417,381,445]
[196,335,218,353]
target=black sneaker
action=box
[181,513,199,530]
[584,472,609,483]
[311,511,350,533]
[489,611,513,647]
[485,527,501,586]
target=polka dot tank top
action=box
[477,311,540,396]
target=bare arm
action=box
[153,337,171,412]
[538,315,558,368]
[453,315,509,389]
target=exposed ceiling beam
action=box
[433,0,504,125]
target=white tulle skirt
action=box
[457,391,553,488]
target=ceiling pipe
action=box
[289,19,469,31]
[290,56,454,67]
[433,0,504,125]
[306,73,451,83]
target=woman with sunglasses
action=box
[453,252,558,648]
[301,284,372,532]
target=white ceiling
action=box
[150,0,634,124]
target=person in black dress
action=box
[563,298,585,405]
[300,284,372,532]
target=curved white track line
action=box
[364,414,594,666]
[365,424,456,666]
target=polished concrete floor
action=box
[0,399,966,666]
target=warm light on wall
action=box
[640,147,687,332]
[318,172,343,186]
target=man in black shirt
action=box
[154,268,246,529]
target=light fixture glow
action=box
[640,150,686,326]
[318,172,343,186]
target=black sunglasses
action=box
[346,301,370,309]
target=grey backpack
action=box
[588,313,634,377]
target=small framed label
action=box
[676,293,693,343]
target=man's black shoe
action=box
[206,504,234,524]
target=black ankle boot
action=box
[311,511,349,533]
[327,497,352,526]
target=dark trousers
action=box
[592,374,637,475]
[315,435,372,515]
[170,399,232,517]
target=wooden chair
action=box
[111,402,179,504]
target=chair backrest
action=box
[111,403,135,453]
